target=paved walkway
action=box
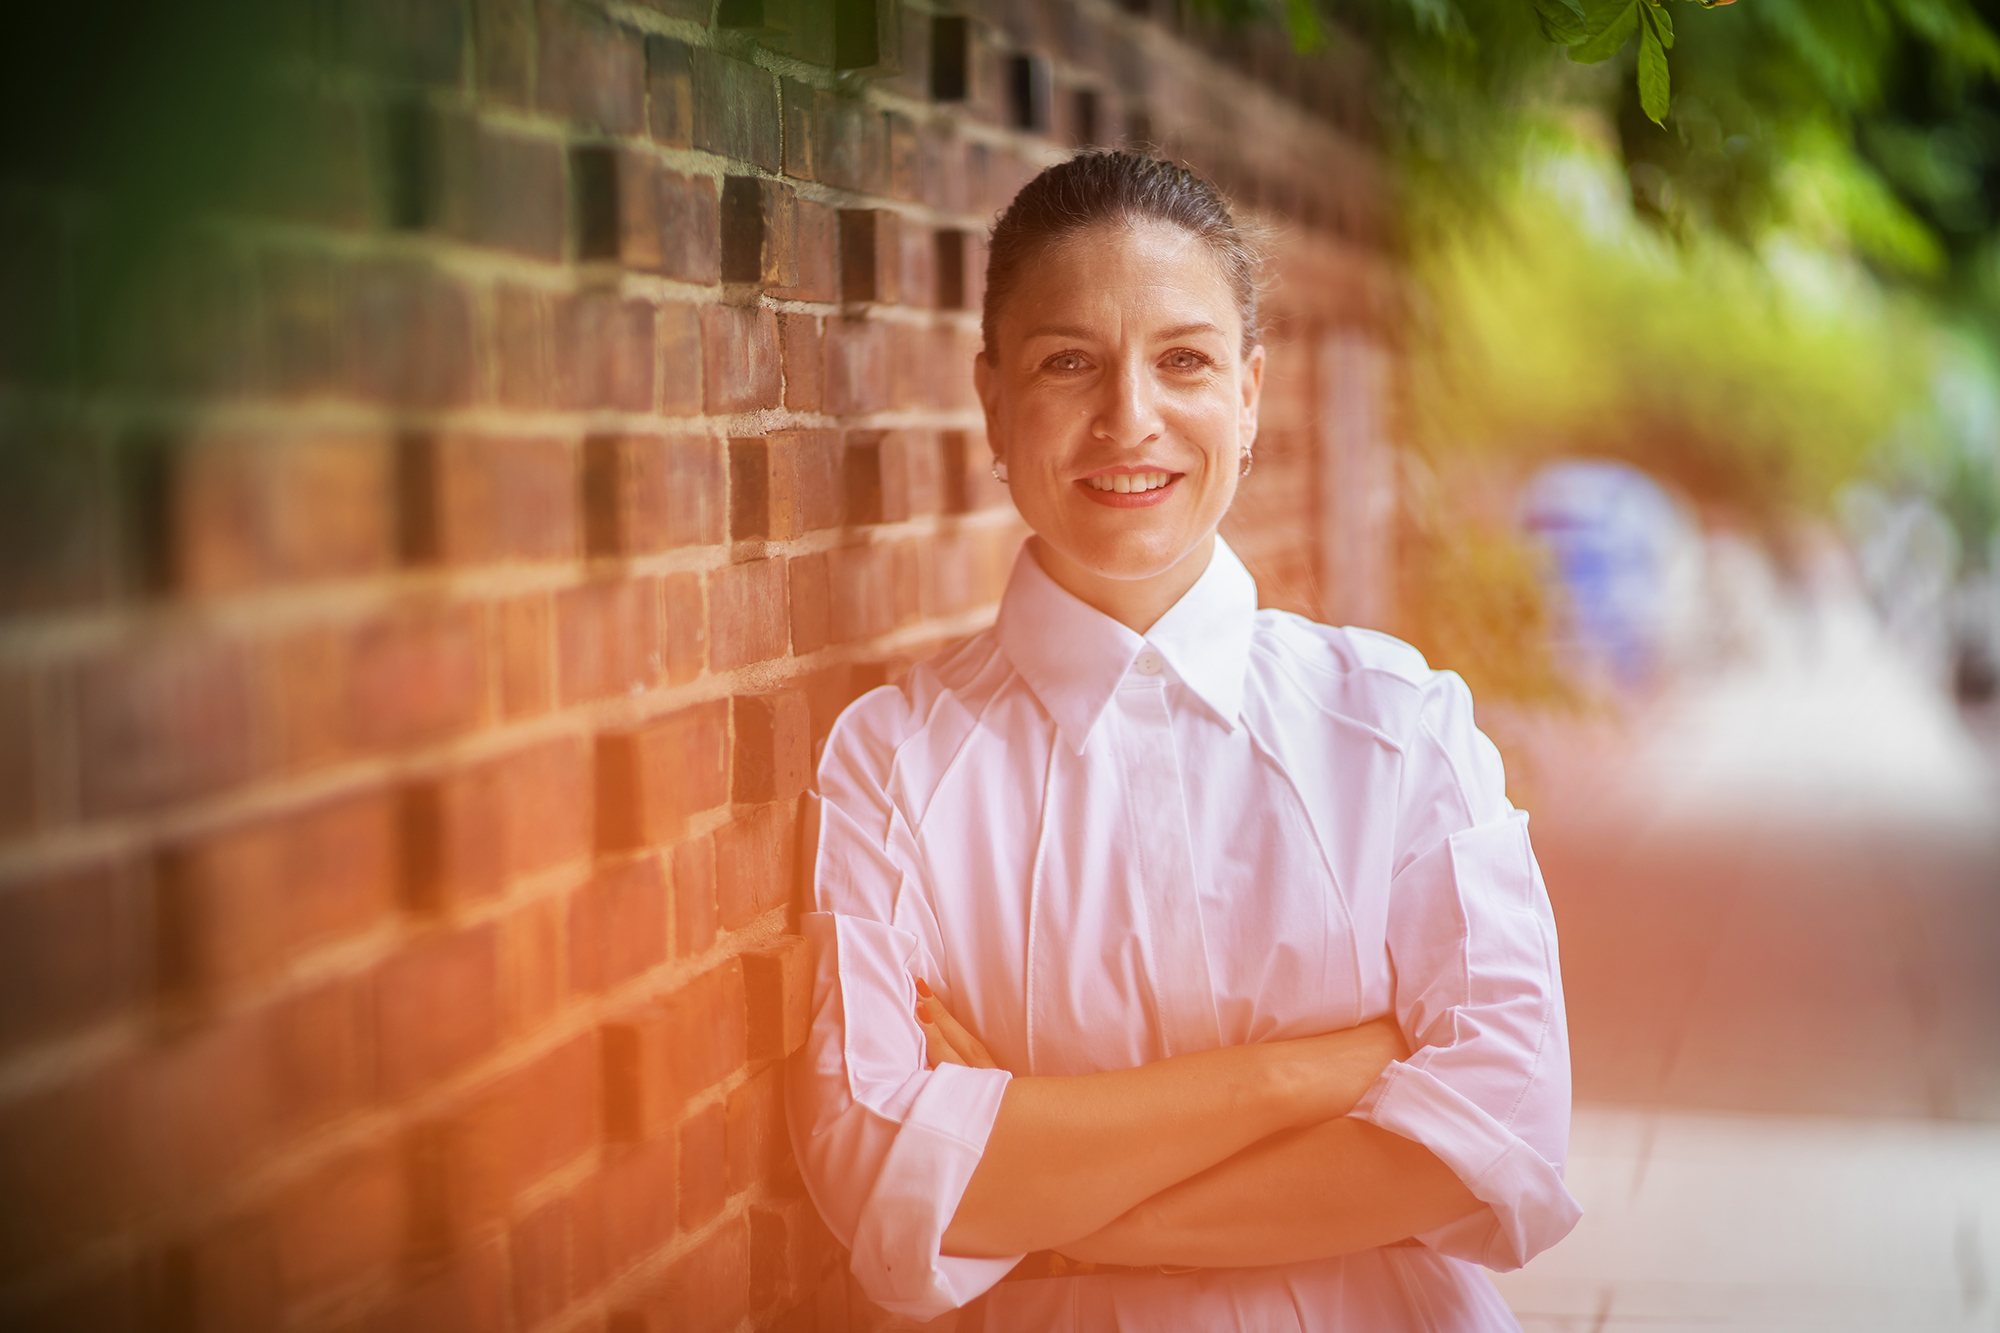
[1494,556,2000,1331]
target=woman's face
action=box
[975,220,1264,599]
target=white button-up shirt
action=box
[789,539,1580,1331]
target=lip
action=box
[1075,464,1184,509]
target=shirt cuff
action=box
[1352,1060,1581,1270]
[849,1061,1020,1317]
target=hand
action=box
[915,978,1000,1069]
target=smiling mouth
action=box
[1083,470,1178,494]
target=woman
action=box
[788,151,1579,1331]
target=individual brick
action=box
[537,0,644,133]
[366,1237,511,1333]
[373,923,501,1098]
[398,738,591,911]
[338,257,475,409]
[599,958,744,1142]
[661,302,703,415]
[714,801,797,929]
[663,573,707,685]
[743,936,813,1061]
[325,0,465,84]
[473,0,533,106]
[582,434,723,555]
[450,1035,600,1223]
[886,110,920,202]
[659,170,721,285]
[767,199,836,303]
[815,92,886,195]
[124,1012,280,1211]
[157,791,398,999]
[571,145,625,264]
[821,316,888,415]
[0,1061,136,1276]
[495,592,554,717]
[498,895,563,1039]
[788,553,830,657]
[435,113,566,259]
[266,973,376,1132]
[0,859,150,1054]
[175,432,394,594]
[508,1197,570,1328]
[732,692,811,805]
[931,14,969,100]
[826,544,894,644]
[568,855,669,994]
[730,438,800,542]
[934,229,967,309]
[780,78,817,181]
[623,1216,749,1333]
[841,431,906,526]
[271,1143,404,1305]
[340,602,488,752]
[779,313,822,412]
[556,577,662,705]
[594,701,729,851]
[677,1103,726,1230]
[672,834,719,957]
[432,434,577,566]
[692,49,780,171]
[726,1065,789,1193]
[553,292,655,411]
[707,559,789,670]
[0,417,110,614]
[720,177,799,288]
[75,633,257,817]
[837,210,899,305]
[585,1133,678,1281]
[646,35,694,146]
[700,304,782,414]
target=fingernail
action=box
[915,977,933,998]
[914,1000,929,1024]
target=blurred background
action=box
[0,0,1996,1329]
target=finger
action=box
[917,1002,970,1067]
[925,995,999,1070]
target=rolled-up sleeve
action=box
[1350,670,1582,1270]
[785,691,1019,1318]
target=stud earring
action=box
[991,459,1009,483]
[1239,446,1253,478]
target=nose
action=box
[1089,354,1165,448]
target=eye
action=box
[1161,348,1213,372]
[1042,351,1091,373]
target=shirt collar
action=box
[995,537,1259,753]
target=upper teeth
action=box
[1087,471,1174,493]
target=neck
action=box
[1028,534,1217,634]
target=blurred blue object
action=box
[1520,461,1684,688]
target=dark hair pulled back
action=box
[981,150,1264,361]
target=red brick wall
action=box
[0,1,1395,1328]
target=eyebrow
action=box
[1020,321,1229,343]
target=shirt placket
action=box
[1111,662,1222,1058]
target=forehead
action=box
[997,219,1240,341]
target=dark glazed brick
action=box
[646,36,694,146]
[692,50,780,172]
[935,230,967,309]
[721,178,798,288]
[700,305,781,414]
[931,15,969,100]
[537,0,645,134]
[838,210,899,304]
[659,171,721,285]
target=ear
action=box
[1238,343,1266,450]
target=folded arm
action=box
[935,1004,1408,1258]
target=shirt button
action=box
[1135,651,1164,676]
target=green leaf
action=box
[1568,0,1638,63]
[1647,0,1673,48]
[1638,10,1671,124]
[1531,0,1589,45]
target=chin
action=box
[1063,528,1202,583]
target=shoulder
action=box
[1248,612,1464,741]
[817,630,1009,810]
